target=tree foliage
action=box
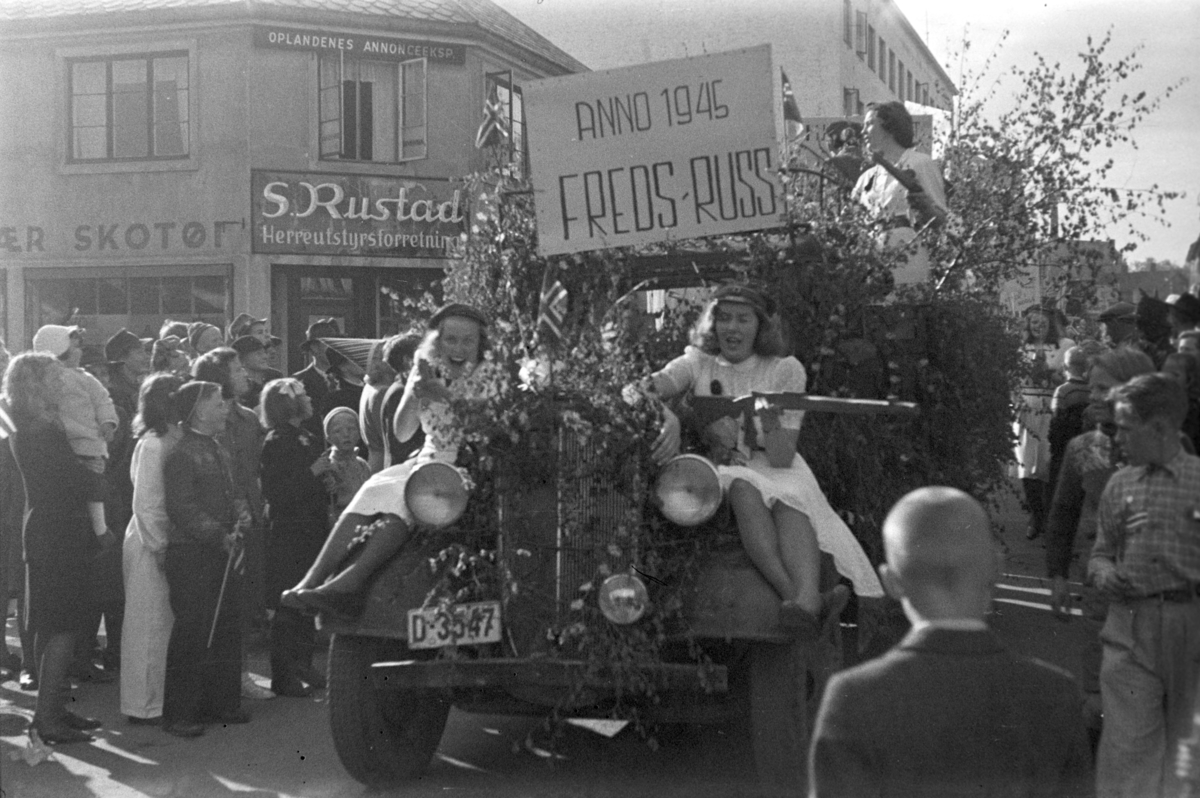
[932,28,1186,297]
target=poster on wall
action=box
[524,45,782,257]
[251,171,465,260]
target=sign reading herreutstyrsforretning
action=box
[251,171,465,259]
[525,45,782,257]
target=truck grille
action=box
[497,428,641,657]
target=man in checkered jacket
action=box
[1089,372,1200,798]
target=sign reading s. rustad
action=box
[251,171,465,260]
[525,45,782,257]
[253,25,465,65]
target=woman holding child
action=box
[4,352,105,744]
[649,284,883,633]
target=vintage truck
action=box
[315,390,916,793]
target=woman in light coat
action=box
[120,373,184,723]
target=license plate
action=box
[407,601,502,650]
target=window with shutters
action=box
[867,26,877,71]
[318,54,427,163]
[485,71,527,179]
[843,0,852,46]
[855,12,868,58]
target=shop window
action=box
[486,71,527,178]
[319,55,427,163]
[25,267,230,343]
[68,52,190,161]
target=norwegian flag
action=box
[474,95,510,150]
[0,396,14,441]
[781,69,802,129]
[538,265,568,343]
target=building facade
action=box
[0,0,584,371]
[490,0,955,119]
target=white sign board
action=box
[525,45,782,257]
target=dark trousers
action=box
[270,606,314,691]
[163,543,241,725]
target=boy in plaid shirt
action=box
[1089,372,1200,798]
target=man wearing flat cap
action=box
[291,318,341,442]
[1098,301,1139,349]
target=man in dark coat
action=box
[290,318,339,442]
[809,486,1092,798]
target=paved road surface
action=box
[1,480,1092,798]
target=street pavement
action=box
[0,479,1091,798]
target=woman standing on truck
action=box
[281,303,491,618]
[649,284,884,633]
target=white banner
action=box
[525,45,782,257]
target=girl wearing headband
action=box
[281,303,491,619]
[649,284,883,635]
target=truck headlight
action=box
[654,454,721,526]
[405,461,469,528]
[598,573,649,625]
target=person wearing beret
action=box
[281,303,492,619]
[648,284,882,635]
[188,323,223,359]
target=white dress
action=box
[341,360,496,525]
[656,347,884,598]
[853,148,948,286]
[120,427,179,719]
[1013,339,1075,481]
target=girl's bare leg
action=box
[774,503,821,616]
[287,512,378,593]
[311,515,411,596]
[728,479,795,601]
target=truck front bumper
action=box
[371,657,728,694]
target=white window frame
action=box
[318,53,428,164]
[56,39,198,175]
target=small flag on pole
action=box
[475,95,509,150]
[538,266,568,343]
[781,69,802,126]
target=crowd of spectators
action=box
[0,314,421,740]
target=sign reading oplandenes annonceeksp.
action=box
[525,45,782,257]
[252,25,465,65]
[251,171,464,260]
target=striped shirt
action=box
[1089,449,1200,596]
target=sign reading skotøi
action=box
[525,45,782,257]
[251,171,465,260]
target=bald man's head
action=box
[881,487,997,621]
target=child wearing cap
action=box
[316,407,371,524]
[31,325,120,540]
